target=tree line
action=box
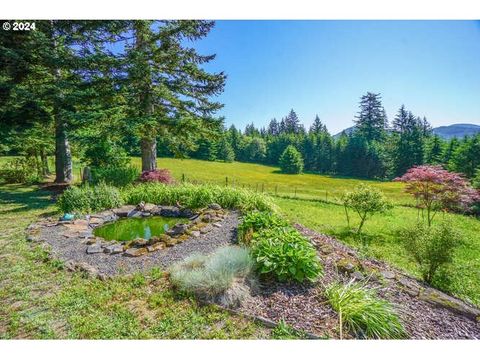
[182,93,480,180]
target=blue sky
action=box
[192,20,480,134]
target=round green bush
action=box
[279,145,304,174]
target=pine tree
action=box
[114,20,225,171]
[279,145,304,174]
[267,118,280,136]
[309,115,326,134]
[425,135,444,165]
[217,136,235,162]
[354,92,388,142]
[284,109,302,134]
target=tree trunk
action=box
[141,137,157,172]
[54,116,73,183]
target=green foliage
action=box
[122,183,276,212]
[0,157,41,184]
[217,136,235,162]
[342,184,392,240]
[57,182,123,214]
[250,227,322,282]
[169,246,253,299]
[82,140,130,169]
[401,221,461,283]
[472,168,480,189]
[237,211,289,245]
[325,281,407,339]
[279,145,304,174]
[91,166,140,188]
[271,319,306,339]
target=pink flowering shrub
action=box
[394,165,479,225]
[138,169,174,184]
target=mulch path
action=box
[238,224,480,339]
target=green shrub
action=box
[325,281,406,339]
[57,182,123,214]
[0,157,41,184]
[91,166,139,188]
[122,183,276,212]
[169,246,253,305]
[402,221,461,283]
[342,183,392,242]
[271,319,306,339]
[279,145,304,174]
[238,211,289,244]
[250,227,322,282]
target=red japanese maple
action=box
[139,169,174,184]
[394,165,479,226]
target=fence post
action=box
[182,173,185,183]
[225,176,228,186]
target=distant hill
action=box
[432,124,480,139]
[333,123,480,140]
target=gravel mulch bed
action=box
[37,211,239,276]
[238,224,480,339]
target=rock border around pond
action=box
[25,203,238,278]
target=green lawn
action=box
[143,157,412,205]
[0,183,271,339]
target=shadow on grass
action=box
[0,183,55,216]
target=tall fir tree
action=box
[354,92,388,142]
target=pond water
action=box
[94,216,187,241]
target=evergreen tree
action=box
[448,134,480,178]
[354,92,388,142]
[284,109,302,134]
[309,114,327,134]
[115,20,225,171]
[279,145,304,174]
[267,118,280,136]
[424,134,444,165]
[216,136,235,162]
[227,125,241,160]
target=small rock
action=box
[381,270,396,280]
[213,223,222,228]
[200,226,211,234]
[208,203,222,210]
[26,235,36,242]
[167,223,189,236]
[141,212,152,217]
[136,201,146,211]
[179,208,194,218]
[76,262,98,278]
[128,210,142,218]
[191,230,201,238]
[147,243,165,252]
[86,237,97,245]
[351,271,365,281]
[112,205,136,217]
[132,238,148,247]
[86,245,103,254]
[336,258,358,274]
[104,244,124,254]
[158,206,181,217]
[124,247,148,257]
[143,203,156,212]
[64,260,76,272]
[319,244,334,254]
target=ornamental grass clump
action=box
[122,183,276,212]
[325,280,407,339]
[250,227,322,283]
[169,246,254,308]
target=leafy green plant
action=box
[271,319,306,339]
[169,246,253,307]
[402,221,461,283]
[57,182,122,214]
[342,184,392,243]
[91,166,140,188]
[250,227,322,282]
[0,157,41,184]
[325,280,406,339]
[238,211,289,244]
[122,183,276,212]
[279,145,304,174]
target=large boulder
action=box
[112,205,136,218]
